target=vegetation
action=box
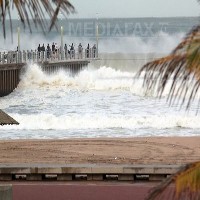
[146,162,200,200]
[137,4,200,200]
[137,26,200,111]
[0,0,75,38]
[1,0,199,199]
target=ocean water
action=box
[0,17,200,139]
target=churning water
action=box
[0,17,200,139]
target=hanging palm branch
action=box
[137,25,200,110]
[137,20,200,200]
[146,162,200,200]
[0,0,75,39]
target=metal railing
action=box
[0,47,98,64]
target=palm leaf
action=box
[146,162,200,200]
[137,25,200,110]
[0,0,75,38]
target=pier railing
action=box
[0,47,98,65]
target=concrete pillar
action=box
[50,51,52,61]
[45,50,47,61]
[41,51,44,61]
[89,48,92,58]
[26,174,42,181]
[7,52,10,64]
[32,51,34,62]
[0,175,12,181]
[2,52,5,64]
[18,51,22,63]
[57,174,73,181]
[87,174,104,181]
[37,51,39,62]
[0,185,12,200]
[118,174,134,181]
[64,50,67,60]
[23,51,26,62]
[149,174,166,181]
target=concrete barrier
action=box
[0,164,181,182]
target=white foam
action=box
[1,113,200,130]
[18,64,137,90]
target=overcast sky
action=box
[11,0,200,19]
[70,0,200,18]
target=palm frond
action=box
[0,0,75,38]
[137,25,200,110]
[146,162,200,200]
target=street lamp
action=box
[96,13,99,58]
[17,16,20,51]
[60,13,64,60]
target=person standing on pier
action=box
[64,44,68,59]
[52,43,55,59]
[47,44,51,59]
[86,43,90,58]
[52,43,55,52]
[78,43,83,59]
[38,44,41,59]
[55,43,58,58]
[69,43,75,59]
[41,44,45,60]
[41,44,45,52]
[92,44,97,58]
[38,44,41,52]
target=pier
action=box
[0,45,98,97]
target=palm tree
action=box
[0,0,75,38]
[145,162,200,200]
[137,25,200,111]
[137,15,200,200]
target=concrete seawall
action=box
[0,164,180,182]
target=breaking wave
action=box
[1,113,200,130]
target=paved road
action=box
[11,182,174,200]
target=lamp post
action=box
[96,13,99,58]
[17,27,20,51]
[17,16,21,63]
[61,26,64,59]
[17,15,20,51]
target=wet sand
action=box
[0,137,199,165]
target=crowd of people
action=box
[36,42,97,59]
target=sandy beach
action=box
[0,137,199,165]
